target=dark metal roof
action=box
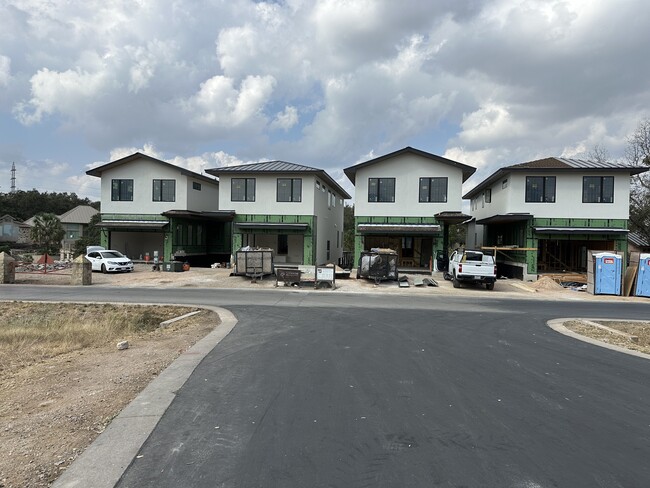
[628,232,650,247]
[162,210,236,222]
[434,211,472,224]
[343,147,477,184]
[511,157,644,171]
[357,223,442,235]
[234,222,309,230]
[206,161,351,199]
[463,157,649,199]
[533,226,628,235]
[86,152,220,185]
[207,161,318,173]
[476,213,533,225]
[97,220,169,229]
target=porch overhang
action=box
[162,210,235,222]
[476,214,532,225]
[533,226,629,235]
[235,222,309,231]
[357,224,442,235]
[97,220,169,230]
[434,211,472,224]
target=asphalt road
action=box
[4,286,650,487]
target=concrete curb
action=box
[547,318,650,361]
[52,306,238,488]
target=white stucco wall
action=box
[470,171,632,220]
[353,153,465,217]
[186,177,219,211]
[313,176,345,264]
[99,158,219,214]
[218,173,317,215]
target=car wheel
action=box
[486,282,494,290]
[101,264,107,274]
[452,274,460,288]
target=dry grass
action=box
[564,320,650,355]
[0,302,201,374]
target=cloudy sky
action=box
[1,0,649,203]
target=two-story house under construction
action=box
[206,161,351,266]
[344,147,476,270]
[87,153,233,265]
[463,157,649,280]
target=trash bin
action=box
[163,261,184,272]
[635,253,650,298]
[592,252,622,295]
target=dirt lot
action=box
[0,303,219,488]
[2,265,649,487]
[12,263,650,302]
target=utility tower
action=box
[11,162,16,192]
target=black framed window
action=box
[152,179,176,202]
[277,178,302,202]
[525,176,556,203]
[232,178,256,201]
[419,177,448,203]
[111,179,133,201]
[192,182,202,191]
[583,176,614,203]
[368,177,395,202]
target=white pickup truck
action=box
[446,249,497,290]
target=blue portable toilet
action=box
[593,252,622,295]
[635,253,650,298]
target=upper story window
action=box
[484,189,491,203]
[152,179,176,202]
[232,178,255,202]
[368,177,395,203]
[583,176,614,203]
[525,176,556,203]
[192,182,202,191]
[111,179,133,201]
[419,177,448,203]
[277,178,302,202]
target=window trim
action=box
[418,177,448,203]
[525,176,556,203]
[152,179,176,202]
[276,178,302,203]
[582,176,614,203]
[111,179,134,201]
[368,177,396,203]
[231,178,256,202]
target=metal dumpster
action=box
[356,250,398,282]
[234,248,274,277]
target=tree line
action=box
[0,189,99,222]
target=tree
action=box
[588,144,610,164]
[72,213,102,257]
[343,204,355,251]
[0,189,99,222]
[624,118,650,243]
[30,213,65,256]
